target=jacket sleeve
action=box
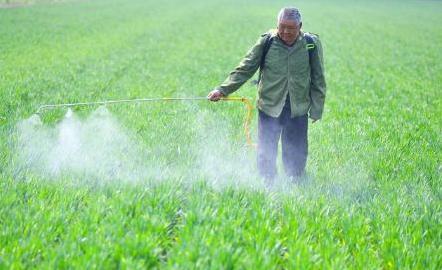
[309,36,327,120]
[215,35,267,96]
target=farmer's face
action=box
[277,20,301,45]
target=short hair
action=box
[277,7,302,26]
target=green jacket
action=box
[216,31,326,119]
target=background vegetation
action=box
[0,0,441,268]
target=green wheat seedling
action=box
[0,0,440,269]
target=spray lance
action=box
[35,96,256,148]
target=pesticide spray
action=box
[14,95,371,197]
[16,106,148,181]
[14,96,260,188]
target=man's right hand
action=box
[207,89,224,102]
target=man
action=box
[207,7,326,181]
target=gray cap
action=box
[277,7,302,25]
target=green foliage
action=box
[0,0,441,269]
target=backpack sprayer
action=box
[35,96,256,148]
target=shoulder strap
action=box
[304,33,316,63]
[256,33,274,84]
[304,34,315,59]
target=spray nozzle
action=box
[65,108,74,118]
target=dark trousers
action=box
[257,97,308,179]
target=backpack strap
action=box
[304,33,316,64]
[256,33,274,84]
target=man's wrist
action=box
[309,111,322,120]
[215,87,227,96]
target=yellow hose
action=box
[220,97,256,148]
